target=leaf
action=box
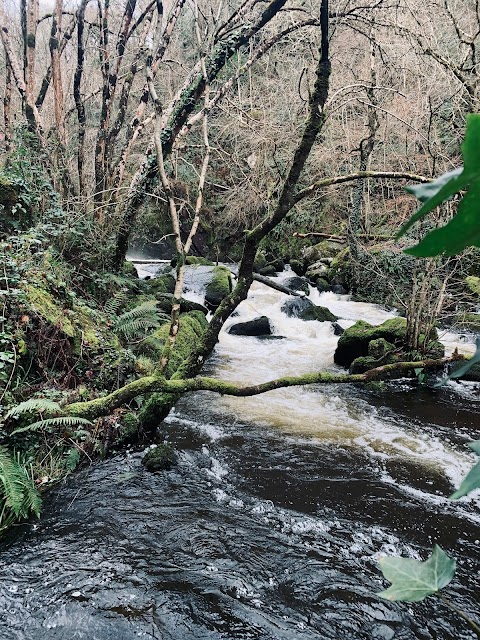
[377,545,456,602]
[397,167,465,237]
[450,441,480,500]
[397,113,480,256]
[435,336,480,387]
[9,416,92,437]
[5,398,60,420]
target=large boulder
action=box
[149,273,176,295]
[228,316,272,336]
[283,276,310,295]
[281,297,315,318]
[205,266,232,309]
[155,293,208,315]
[142,444,177,472]
[289,259,307,276]
[334,317,442,368]
[334,318,408,368]
[303,240,344,267]
[305,260,329,280]
[281,297,338,322]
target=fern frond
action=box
[113,300,164,340]
[104,289,129,316]
[0,447,25,516]
[10,416,92,437]
[0,448,42,530]
[64,448,81,472]
[5,399,60,420]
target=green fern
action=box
[64,448,81,472]
[104,289,129,316]
[0,446,42,530]
[113,300,167,340]
[5,398,60,420]
[10,416,93,437]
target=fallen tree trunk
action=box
[253,273,304,297]
[64,354,463,420]
[292,232,391,241]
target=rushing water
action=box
[0,268,479,639]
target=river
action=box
[0,267,478,639]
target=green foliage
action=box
[64,448,81,472]
[0,446,42,533]
[10,416,93,437]
[398,114,480,256]
[450,441,480,500]
[5,398,61,419]
[377,546,456,602]
[112,300,168,340]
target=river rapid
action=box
[0,267,479,639]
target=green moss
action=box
[115,412,140,446]
[335,318,407,368]
[141,311,208,376]
[149,273,176,295]
[327,247,350,286]
[205,266,232,308]
[122,261,138,278]
[26,284,76,337]
[142,443,177,471]
[465,276,480,297]
[138,392,179,432]
[299,305,338,322]
[349,355,380,374]
[368,338,395,359]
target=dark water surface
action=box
[1,278,479,639]
[0,384,479,640]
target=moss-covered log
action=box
[63,354,463,420]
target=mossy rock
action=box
[289,259,307,277]
[458,362,480,382]
[205,266,232,309]
[368,338,395,359]
[316,277,331,293]
[114,412,140,446]
[334,317,407,368]
[149,273,176,295]
[122,261,138,278]
[299,305,338,322]
[349,356,381,374]
[258,265,277,277]
[142,443,177,472]
[171,256,215,267]
[155,293,208,315]
[140,310,208,377]
[266,258,285,272]
[253,251,267,272]
[326,247,351,287]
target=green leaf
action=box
[469,440,480,455]
[397,167,465,237]
[435,336,480,387]
[398,113,480,255]
[405,178,480,256]
[5,398,60,420]
[450,441,480,500]
[377,545,456,602]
